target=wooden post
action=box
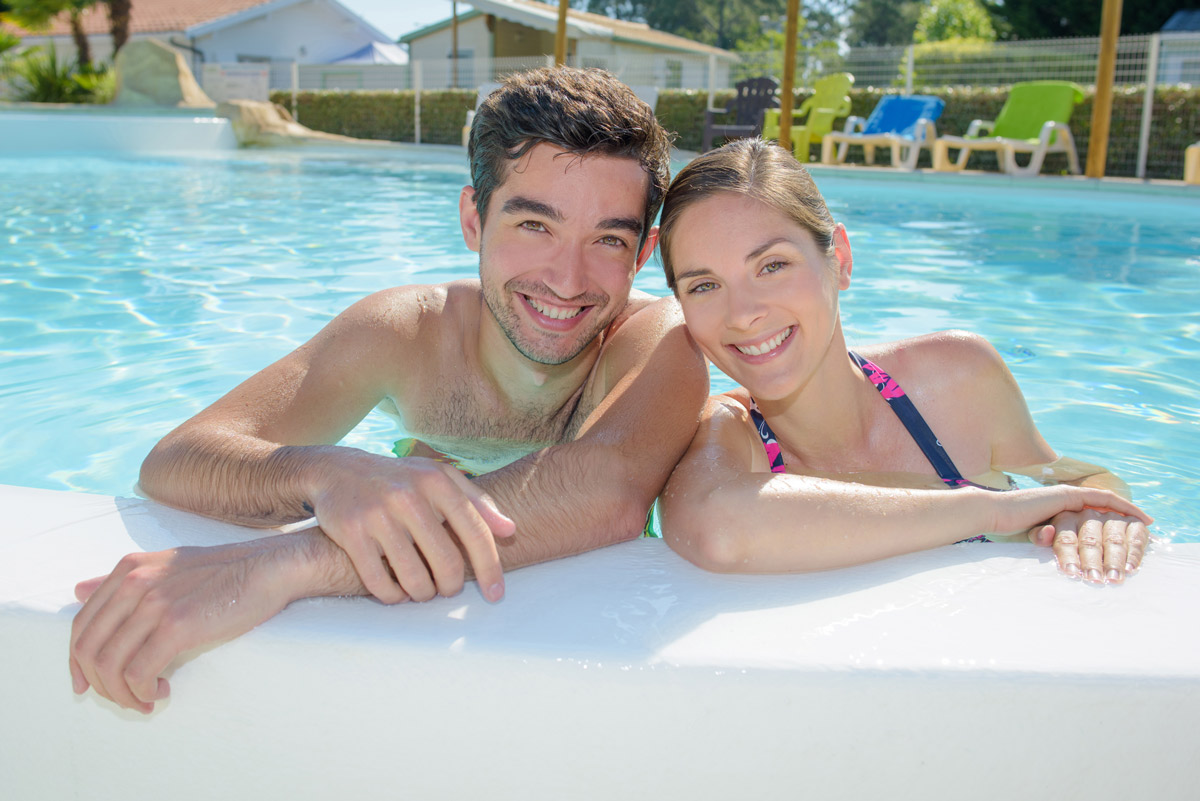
[780,0,799,154]
[555,0,569,66]
[451,1,458,88]
[1086,0,1123,178]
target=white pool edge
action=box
[2,484,1198,799]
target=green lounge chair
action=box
[933,80,1084,176]
[762,72,853,162]
[820,94,944,171]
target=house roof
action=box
[1162,10,1200,32]
[3,0,388,42]
[401,0,736,61]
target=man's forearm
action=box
[474,440,656,570]
[140,428,343,526]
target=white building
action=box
[2,0,402,76]
[399,0,736,90]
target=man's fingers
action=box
[88,608,163,713]
[75,575,109,603]
[436,491,504,602]
[399,497,467,599]
[443,468,516,538]
[341,525,408,604]
[1101,518,1129,584]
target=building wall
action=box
[493,18,560,59]
[405,17,492,63]
[194,0,379,64]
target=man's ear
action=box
[459,186,482,252]
[634,226,659,275]
[833,223,853,290]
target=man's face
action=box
[460,143,654,366]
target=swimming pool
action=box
[2,147,1198,542]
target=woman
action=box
[657,139,1150,583]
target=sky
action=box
[338,0,461,40]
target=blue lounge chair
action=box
[820,95,945,171]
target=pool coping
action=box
[4,483,1198,799]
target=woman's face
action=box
[668,191,851,401]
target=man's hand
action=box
[1032,509,1150,584]
[306,451,516,604]
[69,532,345,714]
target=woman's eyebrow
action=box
[746,237,790,261]
[673,267,712,283]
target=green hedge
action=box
[268,89,476,145]
[270,85,1198,179]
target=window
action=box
[665,59,683,89]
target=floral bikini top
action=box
[749,350,1003,542]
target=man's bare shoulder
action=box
[343,280,480,337]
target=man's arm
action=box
[474,295,708,568]
[139,286,515,604]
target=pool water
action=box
[2,148,1198,542]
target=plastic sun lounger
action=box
[820,94,944,171]
[932,80,1084,176]
[762,72,853,162]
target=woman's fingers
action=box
[1101,517,1129,583]
[1050,511,1083,579]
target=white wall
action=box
[194,0,382,64]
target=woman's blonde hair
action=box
[658,138,837,290]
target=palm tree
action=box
[105,0,128,55]
[5,0,98,67]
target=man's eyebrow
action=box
[500,196,563,222]
[597,217,644,236]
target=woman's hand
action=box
[1028,509,1150,584]
[989,485,1152,584]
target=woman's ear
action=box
[459,186,482,252]
[833,223,853,290]
[634,226,659,274]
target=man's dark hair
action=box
[467,66,672,250]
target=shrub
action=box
[7,45,113,104]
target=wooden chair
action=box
[701,76,779,152]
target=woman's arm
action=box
[659,396,1146,574]
[932,333,1149,583]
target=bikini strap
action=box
[748,399,787,474]
[847,350,970,488]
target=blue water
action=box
[2,148,1198,542]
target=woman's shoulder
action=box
[856,330,1007,388]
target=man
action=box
[69,67,709,713]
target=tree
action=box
[106,0,129,55]
[5,0,97,66]
[982,0,1192,40]
[573,0,788,51]
[846,0,922,46]
[914,0,996,44]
